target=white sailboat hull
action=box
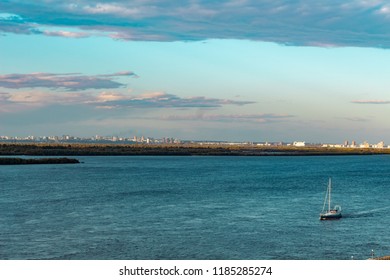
[320,210,342,220]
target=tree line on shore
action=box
[0,157,80,165]
[1,143,389,156]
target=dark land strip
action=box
[0,157,80,165]
[1,143,390,157]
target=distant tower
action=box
[344,140,349,147]
[351,140,356,147]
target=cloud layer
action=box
[0,70,255,113]
[2,1,390,47]
[91,92,255,108]
[0,72,137,90]
[160,113,294,123]
[351,100,390,104]
[0,90,255,111]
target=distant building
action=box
[293,141,305,147]
[373,141,385,149]
[360,141,370,148]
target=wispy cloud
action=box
[0,72,137,91]
[0,90,254,112]
[42,30,91,38]
[351,100,390,104]
[91,92,255,108]
[0,13,94,38]
[0,92,26,113]
[2,1,390,47]
[0,13,40,35]
[343,117,371,122]
[0,92,10,99]
[0,90,93,113]
[160,113,294,123]
[4,91,88,104]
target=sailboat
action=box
[320,178,342,220]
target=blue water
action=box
[1,155,390,260]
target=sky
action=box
[1,0,390,143]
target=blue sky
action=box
[1,1,390,143]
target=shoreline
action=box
[1,143,390,156]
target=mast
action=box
[328,178,331,211]
[321,178,330,213]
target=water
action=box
[1,155,390,260]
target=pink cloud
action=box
[43,30,91,38]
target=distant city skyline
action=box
[1,1,390,143]
[1,133,387,149]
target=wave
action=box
[343,206,390,218]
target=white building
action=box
[293,141,305,147]
[373,141,385,149]
[360,141,370,148]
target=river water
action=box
[1,155,389,259]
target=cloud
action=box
[160,113,294,123]
[0,13,41,35]
[5,91,88,104]
[2,1,390,47]
[0,92,25,113]
[42,30,91,38]
[0,72,137,90]
[81,3,143,17]
[0,92,10,100]
[0,90,93,113]
[91,91,255,108]
[1,90,255,112]
[343,117,370,122]
[351,100,390,104]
